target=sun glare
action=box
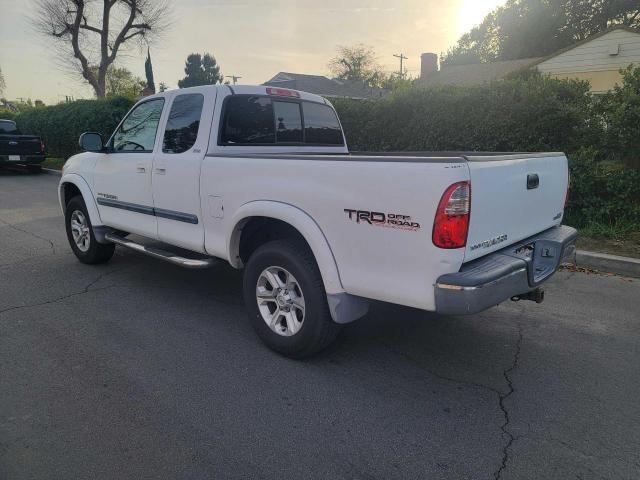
[458,0,506,35]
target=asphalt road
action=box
[1,169,639,480]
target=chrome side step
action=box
[104,233,217,269]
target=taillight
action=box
[40,140,45,154]
[432,181,471,249]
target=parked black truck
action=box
[0,119,45,172]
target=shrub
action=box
[333,73,598,154]
[596,65,640,167]
[13,96,135,159]
[565,149,640,236]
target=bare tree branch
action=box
[31,0,171,98]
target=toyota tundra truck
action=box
[59,85,577,358]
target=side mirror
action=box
[79,132,104,152]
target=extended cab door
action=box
[94,97,165,238]
[152,88,216,252]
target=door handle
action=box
[154,167,166,175]
[136,162,146,173]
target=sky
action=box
[0,0,505,104]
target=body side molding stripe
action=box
[154,207,199,224]
[96,198,198,224]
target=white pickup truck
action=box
[59,85,577,357]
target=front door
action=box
[152,88,215,252]
[94,98,165,238]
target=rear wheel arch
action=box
[228,202,343,295]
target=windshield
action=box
[0,120,18,134]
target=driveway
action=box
[1,170,639,480]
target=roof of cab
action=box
[158,84,330,105]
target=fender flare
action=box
[227,200,344,295]
[58,173,102,226]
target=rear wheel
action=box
[65,196,115,264]
[243,239,341,358]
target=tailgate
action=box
[0,135,42,155]
[464,153,568,261]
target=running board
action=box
[104,233,217,269]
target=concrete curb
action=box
[42,168,62,176]
[569,250,640,278]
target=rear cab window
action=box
[0,120,18,134]
[163,93,204,153]
[219,95,343,146]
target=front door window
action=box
[112,99,164,152]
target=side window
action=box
[302,102,344,145]
[163,94,204,154]
[220,96,275,144]
[273,101,302,143]
[112,99,164,152]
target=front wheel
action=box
[243,239,341,358]
[65,196,115,264]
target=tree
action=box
[0,65,5,97]
[159,82,169,92]
[442,0,640,66]
[328,44,387,87]
[92,65,145,98]
[177,53,224,88]
[145,47,155,94]
[32,0,170,98]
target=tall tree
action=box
[328,44,387,87]
[0,65,5,97]
[177,53,224,88]
[443,0,640,66]
[32,0,170,98]
[145,47,155,94]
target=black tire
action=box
[243,239,341,358]
[27,165,42,173]
[65,195,115,264]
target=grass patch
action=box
[41,157,66,170]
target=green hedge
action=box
[566,149,640,234]
[333,75,597,153]
[13,97,134,159]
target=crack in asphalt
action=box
[494,324,523,480]
[0,216,57,255]
[378,312,525,480]
[0,268,126,318]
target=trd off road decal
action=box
[344,209,421,231]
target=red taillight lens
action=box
[40,141,45,154]
[432,181,471,249]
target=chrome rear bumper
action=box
[435,225,577,315]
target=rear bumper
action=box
[0,154,46,165]
[435,225,577,315]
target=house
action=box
[421,25,640,93]
[263,72,388,100]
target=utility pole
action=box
[226,75,242,85]
[393,53,408,79]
